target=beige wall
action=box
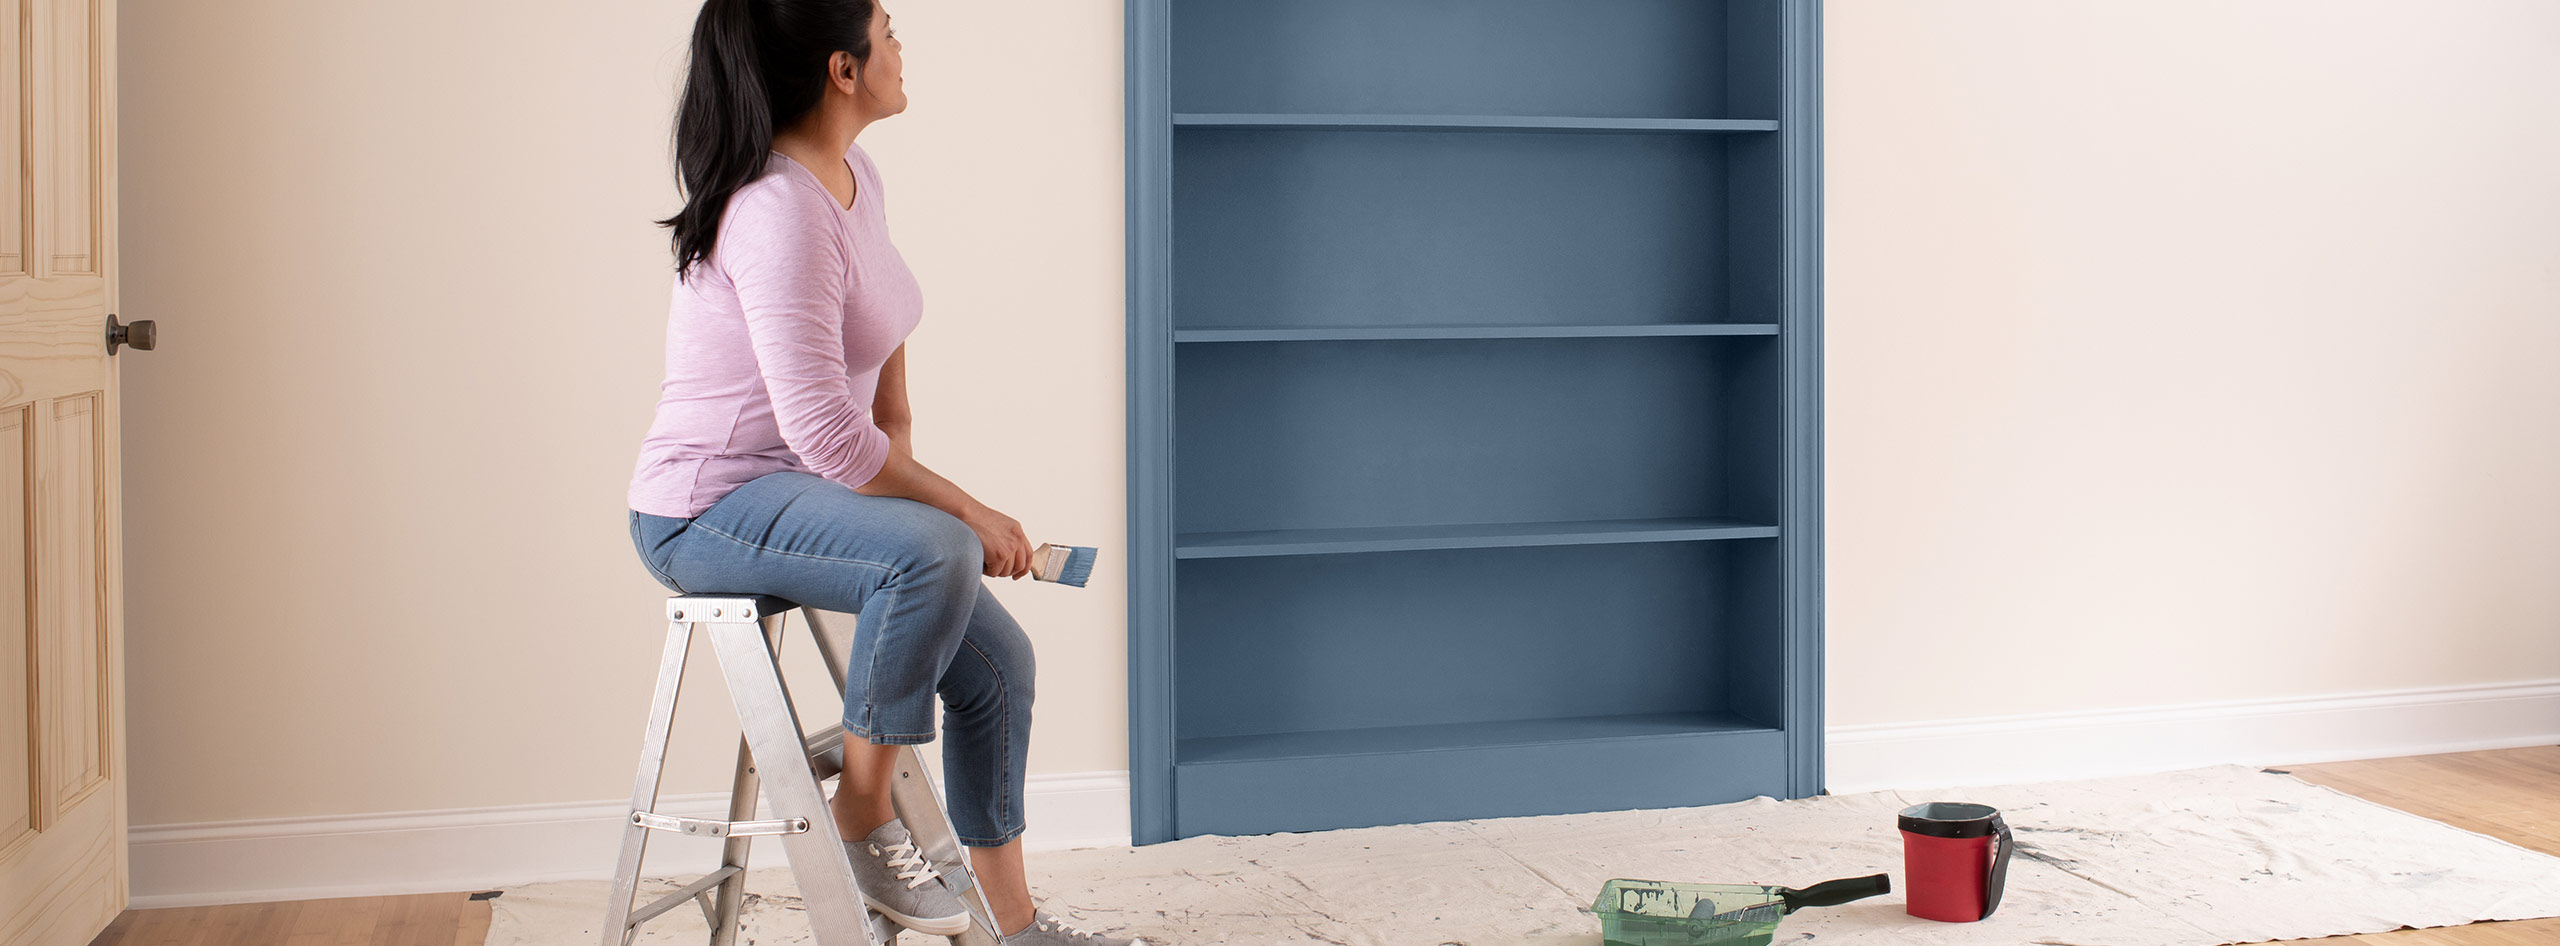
[1826,0,2560,724]
[116,0,2560,829]
[118,0,1126,825]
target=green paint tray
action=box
[1594,874,1892,946]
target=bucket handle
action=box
[1983,811,2014,919]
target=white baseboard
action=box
[1824,677,2560,795]
[131,678,2560,909]
[129,770,1132,910]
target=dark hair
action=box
[659,0,877,278]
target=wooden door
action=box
[0,0,126,944]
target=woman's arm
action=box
[726,187,902,493]
[873,343,912,455]
[847,343,1034,580]
[722,188,1026,576]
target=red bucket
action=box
[1897,802,2014,922]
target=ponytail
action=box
[659,0,876,279]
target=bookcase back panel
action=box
[1173,0,1780,119]
[1174,541,1767,741]
[1174,129,1735,329]
[1175,337,1776,534]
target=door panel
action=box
[0,0,23,277]
[0,406,29,855]
[40,393,104,818]
[38,0,99,276]
[0,0,122,942]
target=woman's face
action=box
[859,4,906,117]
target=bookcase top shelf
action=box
[1175,113,1781,134]
[1176,323,1781,343]
[1175,517,1780,559]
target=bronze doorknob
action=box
[107,315,156,354]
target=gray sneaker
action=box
[844,817,970,935]
[1001,908,1151,946]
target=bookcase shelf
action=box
[1178,710,1779,765]
[1175,323,1780,343]
[1128,0,1823,844]
[1174,113,1781,134]
[1173,727,1790,838]
[1174,128,1781,331]
[1175,517,1779,560]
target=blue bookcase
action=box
[1126,0,1824,844]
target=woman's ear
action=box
[831,49,863,95]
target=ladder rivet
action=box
[672,610,685,620]
[711,608,725,617]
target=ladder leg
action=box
[803,607,858,693]
[711,607,791,944]
[892,745,1007,946]
[706,612,880,946]
[600,619,695,946]
[706,733,759,946]
[806,608,1005,945]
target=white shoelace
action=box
[1035,913,1101,939]
[870,838,942,889]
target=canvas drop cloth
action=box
[488,763,2560,945]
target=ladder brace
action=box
[626,865,745,928]
[631,810,811,838]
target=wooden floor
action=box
[2271,747,2560,945]
[86,746,2560,946]
[90,890,493,946]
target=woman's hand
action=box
[960,502,1033,579]
[850,450,1025,578]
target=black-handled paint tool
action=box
[1596,874,1892,946]
[1691,873,1894,922]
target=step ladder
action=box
[600,594,1008,946]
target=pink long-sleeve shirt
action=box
[628,141,923,519]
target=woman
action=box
[626,2,1146,943]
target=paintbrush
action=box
[1029,542,1098,587]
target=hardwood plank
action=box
[362,896,417,946]
[277,897,362,946]
[450,895,492,946]
[365,893,461,946]
[149,906,212,946]
[366,894,435,946]
[87,908,139,946]
[308,896,381,946]
[240,901,307,946]
[83,905,185,946]
[126,907,193,946]
[177,901,257,946]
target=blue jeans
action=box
[628,471,1035,848]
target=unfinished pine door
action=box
[0,1,124,944]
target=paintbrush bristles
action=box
[1031,542,1099,587]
